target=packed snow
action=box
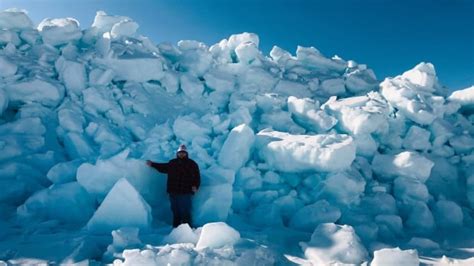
[0,8,473,265]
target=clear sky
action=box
[1,0,473,90]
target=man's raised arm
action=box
[146,160,169,174]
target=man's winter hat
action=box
[177,144,187,153]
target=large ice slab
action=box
[17,182,95,224]
[257,130,356,172]
[86,178,152,233]
[218,124,255,170]
[93,58,164,82]
[0,9,34,30]
[372,151,434,182]
[3,79,64,107]
[163,223,198,244]
[38,18,82,46]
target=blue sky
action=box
[1,0,473,90]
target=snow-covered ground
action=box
[0,8,473,265]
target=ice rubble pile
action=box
[0,9,473,265]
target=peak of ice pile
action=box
[0,8,473,265]
[86,178,152,233]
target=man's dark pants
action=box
[169,194,192,227]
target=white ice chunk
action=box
[0,9,33,30]
[92,11,132,34]
[163,224,199,244]
[353,134,378,157]
[104,227,142,261]
[227,32,259,49]
[401,62,437,91]
[235,42,261,64]
[218,124,255,170]
[296,46,346,72]
[325,93,390,135]
[270,45,293,65]
[110,20,139,38]
[448,85,474,109]
[300,223,368,265]
[287,96,337,132]
[372,151,434,182]
[380,63,444,125]
[371,248,419,266]
[211,32,259,62]
[195,222,240,249]
[87,178,152,233]
[257,130,356,172]
[4,79,64,107]
[289,200,341,231]
[38,18,82,46]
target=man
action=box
[146,144,200,228]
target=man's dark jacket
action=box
[149,156,200,195]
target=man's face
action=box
[177,151,187,158]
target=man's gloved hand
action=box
[192,186,198,193]
[146,160,153,166]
